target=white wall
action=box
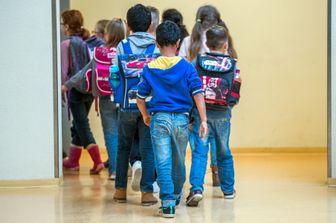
[0,0,58,180]
[72,0,327,149]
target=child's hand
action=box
[199,121,208,139]
[143,115,151,126]
[61,85,68,92]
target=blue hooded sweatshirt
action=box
[137,56,203,113]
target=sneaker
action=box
[186,190,203,207]
[131,161,142,191]
[152,181,160,193]
[158,206,175,218]
[223,190,236,199]
[109,172,116,180]
[175,197,181,206]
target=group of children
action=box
[61,4,241,218]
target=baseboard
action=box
[328,178,336,187]
[231,147,327,153]
[0,177,62,188]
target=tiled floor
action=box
[0,151,335,223]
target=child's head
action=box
[162,8,189,43]
[61,9,90,39]
[189,5,221,60]
[92,19,109,39]
[206,25,228,53]
[156,21,180,48]
[126,4,152,33]
[104,18,127,47]
[147,6,160,35]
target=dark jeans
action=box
[69,89,96,148]
[115,112,155,192]
[130,128,141,165]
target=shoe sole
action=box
[113,198,127,203]
[141,200,158,206]
[224,194,235,199]
[186,194,203,207]
[90,164,104,175]
[161,214,175,218]
[131,168,142,191]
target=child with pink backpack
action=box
[62,18,128,178]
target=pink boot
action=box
[87,144,104,175]
[63,145,82,171]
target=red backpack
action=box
[91,47,117,96]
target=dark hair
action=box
[126,4,152,32]
[189,5,221,61]
[217,21,238,58]
[105,18,127,48]
[61,9,90,40]
[156,21,180,47]
[162,8,189,44]
[206,25,228,50]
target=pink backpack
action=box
[91,46,117,96]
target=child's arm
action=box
[62,60,93,92]
[137,66,152,126]
[136,98,150,126]
[193,93,208,139]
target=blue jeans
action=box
[189,108,235,194]
[189,131,217,166]
[115,112,155,192]
[69,89,96,148]
[99,96,118,174]
[150,112,189,207]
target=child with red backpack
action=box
[62,18,128,178]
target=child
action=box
[86,19,109,55]
[186,24,240,207]
[113,4,158,206]
[62,18,128,179]
[147,6,160,36]
[60,9,104,175]
[137,21,208,218]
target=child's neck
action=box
[210,50,228,55]
[160,48,177,57]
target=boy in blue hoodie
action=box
[137,21,208,218]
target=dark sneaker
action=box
[175,197,181,206]
[186,190,203,207]
[158,206,175,218]
[223,190,236,199]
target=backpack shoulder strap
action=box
[145,44,155,54]
[121,39,133,54]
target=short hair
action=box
[93,19,109,35]
[126,4,152,32]
[206,25,228,50]
[147,6,160,30]
[156,21,180,47]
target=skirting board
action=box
[328,178,336,187]
[231,147,327,153]
[0,177,63,188]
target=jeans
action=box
[99,96,118,174]
[130,128,141,166]
[189,108,235,194]
[189,130,217,166]
[150,112,189,207]
[115,112,155,192]
[69,89,96,148]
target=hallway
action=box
[0,151,335,223]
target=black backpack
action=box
[196,52,241,110]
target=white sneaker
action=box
[109,172,116,180]
[131,161,142,191]
[153,181,160,193]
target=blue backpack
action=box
[113,39,159,112]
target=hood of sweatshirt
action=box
[146,56,184,85]
[127,32,156,49]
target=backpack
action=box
[113,39,159,112]
[91,46,116,96]
[68,36,91,78]
[196,52,241,110]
